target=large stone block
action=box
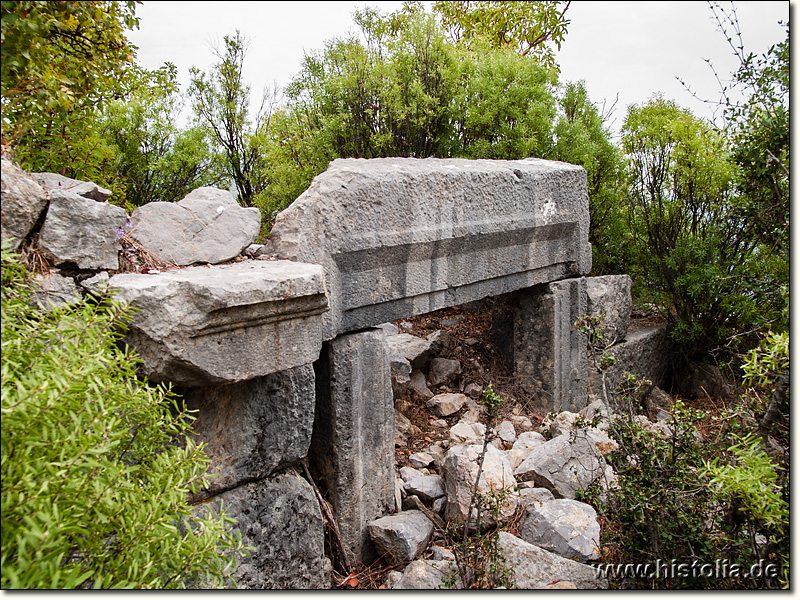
[587,325,671,402]
[39,190,128,269]
[310,328,395,563]
[130,187,261,266]
[269,157,591,339]
[1,157,49,250]
[585,275,632,344]
[198,472,331,589]
[183,365,315,500]
[106,260,327,385]
[492,278,588,414]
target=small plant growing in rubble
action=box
[443,383,516,589]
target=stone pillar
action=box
[310,328,395,564]
[492,277,588,414]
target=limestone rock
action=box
[512,431,547,453]
[514,432,606,499]
[1,158,48,250]
[496,532,607,589]
[517,486,556,506]
[269,157,591,339]
[39,190,128,269]
[495,420,517,447]
[408,451,434,469]
[449,421,485,446]
[198,472,331,589]
[408,369,434,400]
[129,187,260,266]
[404,474,445,502]
[29,271,82,312]
[368,511,435,566]
[426,392,467,417]
[33,172,112,201]
[106,260,327,385]
[395,409,420,447]
[443,444,517,528]
[391,559,462,589]
[518,499,601,561]
[385,333,432,370]
[428,357,462,386]
[585,274,632,344]
[426,329,453,355]
[183,365,315,500]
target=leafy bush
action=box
[1,243,246,588]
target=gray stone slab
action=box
[367,510,435,566]
[107,260,327,385]
[32,172,112,201]
[585,274,632,344]
[39,190,128,269]
[130,187,261,266]
[1,158,48,250]
[269,157,590,339]
[197,471,331,589]
[587,325,671,402]
[310,328,395,563]
[183,365,315,500]
[492,278,588,413]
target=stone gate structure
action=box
[107,157,595,586]
[2,155,642,588]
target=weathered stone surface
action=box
[492,278,588,414]
[368,511,434,566]
[428,357,462,386]
[408,451,434,469]
[183,365,315,500]
[310,328,395,563]
[385,333,432,370]
[449,421,485,446]
[107,261,327,385]
[395,409,420,447]
[426,329,453,355]
[33,172,112,201]
[588,325,671,401]
[404,474,445,502]
[198,472,331,589]
[407,369,434,400]
[1,158,49,250]
[517,486,556,506]
[269,157,591,339]
[518,499,601,561]
[29,271,82,311]
[39,190,128,269]
[514,432,606,499]
[392,559,462,589]
[512,431,547,453]
[585,275,632,344]
[443,444,516,528]
[496,420,517,447]
[130,187,260,266]
[426,392,467,417]
[679,362,732,400]
[496,532,607,589]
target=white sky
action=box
[127,1,790,134]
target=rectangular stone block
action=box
[269,157,591,339]
[587,325,671,403]
[183,364,316,501]
[585,275,632,344]
[492,278,588,414]
[106,261,328,386]
[309,328,395,563]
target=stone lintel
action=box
[269,157,591,339]
[107,260,328,386]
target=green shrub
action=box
[1,243,246,588]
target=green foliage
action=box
[102,63,225,209]
[188,30,271,208]
[0,243,246,588]
[621,96,782,356]
[433,0,570,71]
[1,1,139,186]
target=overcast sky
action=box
[127,1,789,134]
